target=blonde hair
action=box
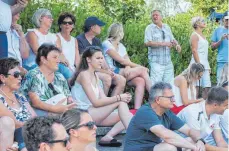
[218,63,228,86]
[107,23,124,40]
[191,16,205,29]
[181,63,205,99]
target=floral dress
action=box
[20,67,71,102]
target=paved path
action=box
[96,134,125,151]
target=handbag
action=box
[113,60,125,68]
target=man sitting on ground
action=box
[22,116,72,151]
[124,82,205,151]
[178,86,228,151]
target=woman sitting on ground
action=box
[57,12,80,73]
[171,63,205,114]
[23,8,72,80]
[102,23,152,109]
[20,44,76,116]
[70,46,133,147]
[0,58,37,151]
[61,109,98,151]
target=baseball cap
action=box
[84,16,105,28]
[223,11,229,20]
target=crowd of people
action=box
[0,0,228,151]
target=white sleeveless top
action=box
[189,32,210,69]
[71,76,100,110]
[57,33,76,72]
[23,29,57,68]
[173,84,196,106]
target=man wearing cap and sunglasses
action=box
[211,12,229,83]
[0,0,28,59]
[77,16,126,96]
[124,82,205,151]
[23,116,72,151]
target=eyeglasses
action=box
[159,96,175,102]
[48,83,59,95]
[76,121,96,130]
[42,15,53,19]
[62,21,74,25]
[46,137,70,147]
[6,71,23,79]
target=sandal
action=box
[98,138,122,147]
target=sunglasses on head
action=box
[46,137,70,147]
[76,121,96,130]
[62,21,74,25]
[6,71,23,79]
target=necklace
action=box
[0,88,16,104]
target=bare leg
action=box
[0,116,15,151]
[97,72,112,96]
[153,142,177,151]
[128,77,145,109]
[111,74,126,96]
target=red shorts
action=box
[171,104,185,115]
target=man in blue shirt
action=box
[211,12,229,82]
[124,82,205,151]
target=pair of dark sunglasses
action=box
[76,121,96,130]
[62,21,74,25]
[6,71,23,79]
[48,83,59,95]
[46,137,70,147]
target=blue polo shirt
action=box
[211,26,228,63]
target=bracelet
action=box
[197,138,206,145]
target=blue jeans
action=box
[217,62,227,83]
[0,33,8,58]
[14,128,25,151]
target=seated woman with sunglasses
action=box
[70,46,133,147]
[171,63,205,114]
[102,23,152,110]
[0,58,37,151]
[57,12,80,74]
[61,109,98,151]
[23,8,72,80]
[20,44,76,116]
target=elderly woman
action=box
[57,12,80,73]
[0,58,37,151]
[20,44,76,116]
[61,109,98,151]
[70,46,133,147]
[23,8,72,79]
[171,63,205,114]
[102,23,152,109]
[189,16,211,99]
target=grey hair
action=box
[151,9,162,16]
[191,16,205,29]
[207,86,228,105]
[149,82,172,103]
[217,63,228,87]
[32,8,52,28]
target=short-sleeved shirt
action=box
[211,26,228,63]
[76,33,102,54]
[20,67,71,102]
[177,101,221,143]
[0,1,12,32]
[102,40,127,70]
[144,23,176,65]
[124,103,184,151]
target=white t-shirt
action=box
[102,40,127,70]
[0,1,12,32]
[178,101,221,144]
[57,33,76,72]
[6,29,22,65]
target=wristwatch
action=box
[197,138,206,144]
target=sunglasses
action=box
[46,137,70,147]
[48,83,59,95]
[62,21,74,25]
[76,121,96,130]
[162,30,165,40]
[6,71,23,79]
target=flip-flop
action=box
[98,138,122,147]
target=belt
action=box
[0,31,7,34]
